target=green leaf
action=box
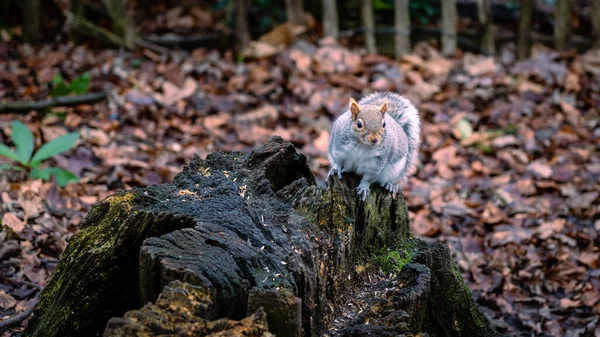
[11,121,34,163]
[131,58,142,68]
[0,143,19,161]
[31,132,79,163]
[51,82,71,97]
[49,168,78,187]
[51,74,71,97]
[69,72,90,95]
[29,167,52,181]
[0,164,19,170]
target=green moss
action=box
[374,240,422,273]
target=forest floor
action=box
[0,35,599,336]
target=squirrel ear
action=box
[379,101,388,114]
[349,97,361,119]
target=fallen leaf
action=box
[536,218,566,239]
[2,212,25,233]
[464,54,497,76]
[559,298,580,308]
[527,161,553,179]
[0,290,17,310]
[482,202,505,224]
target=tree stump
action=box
[24,137,499,337]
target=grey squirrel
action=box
[328,92,421,200]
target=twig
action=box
[0,92,107,113]
[0,284,42,330]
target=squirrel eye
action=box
[357,121,363,129]
[382,121,386,128]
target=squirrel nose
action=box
[370,137,378,144]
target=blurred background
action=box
[0,0,599,336]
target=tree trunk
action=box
[477,0,495,55]
[395,0,411,58]
[554,0,572,50]
[235,0,250,54]
[23,0,40,43]
[285,0,304,25]
[517,0,533,59]
[322,0,339,38]
[360,0,376,53]
[592,0,600,48]
[441,0,457,56]
[24,137,500,337]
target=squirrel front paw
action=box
[355,184,370,201]
[384,183,402,199]
[327,166,343,180]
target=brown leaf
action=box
[577,251,597,268]
[242,41,281,59]
[313,131,329,155]
[80,127,110,146]
[289,49,312,75]
[481,202,505,225]
[432,146,457,165]
[154,78,198,106]
[568,192,599,209]
[411,210,439,237]
[0,290,17,310]
[464,54,497,76]
[236,105,279,126]
[559,298,580,309]
[559,99,581,126]
[2,212,25,233]
[204,112,231,129]
[536,218,566,239]
[489,227,532,247]
[527,161,553,179]
[491,135,519,148]
[313,45,362,74]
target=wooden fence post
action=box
[554,0,571,50]
[322,0,339,38]
[235,0,249,53]
[592,0,600,48]
[441,0,457,55]
[517,0,533,59]
[23,0,40,43]
[477,0,495,55]
[395,0,410,58]
[361,0,376,53]
[286,0,305,25]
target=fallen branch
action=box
[0,285,41,330]
[0,92,107,113]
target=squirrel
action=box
[328,92,421,200]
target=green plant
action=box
[51,72,91,97]
[0,121,79,186]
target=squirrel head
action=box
[349,97,387,146]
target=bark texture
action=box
[361,0,376,53]
[593,0,600,48]
[441,0,457,56]
[395,0,411,58]
[23,0,41,43]
[517,0,534,59]
[285,0,305,25]
[554,0,572,50]
[235,0,250,53]
[477,0,495,55]
[322,0,339,38]
[24,137,499,337]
